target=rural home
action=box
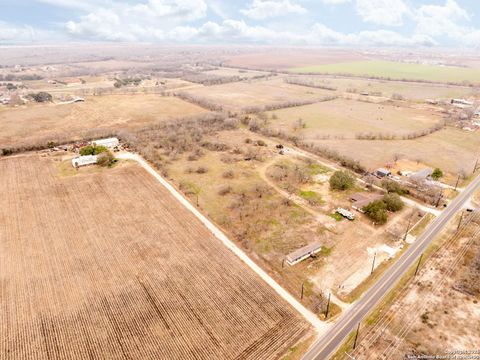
[286,242,322,266]
[72,155,97,167]
[351,192,384,213]
[93,137,119,149]
[451,98,474,108]
[375,168,391,178]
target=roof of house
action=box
[286,242,322,262]
[351,192,383,209]
[376,168,391,175]
[411,168,433,179]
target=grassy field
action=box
[265,98,442,138]
[0,94,207,148]
[0,154,309,359]
[181,78,333,111]
[308,127,480,177]
[291,60,480,84]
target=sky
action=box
[0,0,479,47]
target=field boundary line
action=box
[117,152,327,333]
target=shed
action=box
[72,155,97,168]
[411,168,433,180]
[286,242,322,266]
[93,137,119,149]
[375,168,391,178]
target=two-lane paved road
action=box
[303,173,480,360]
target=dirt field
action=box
[265,98,442,139]
[0,94,207,148]
[0,154,309,359]
[181,77,333,111]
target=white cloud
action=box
[241,0,306,20]
[320,0,351,4]
[356,0,410,26]
[0,21,60,43]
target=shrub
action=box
[431,168,443,180]
[79,145,108,156]
[329,170,355,190]
[218,185,232,196]
[383,193,404,212]
[382,179,409,195]
[255,139,267,147]
[96,151,115,167]
[222,170,234,179]
[31,91,52,103]
[196,166,208,174]
[363,200,388,224]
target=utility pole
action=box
[403,211,414,241]
[457,211,465,231]
[435,190,443,208]
[474,159,479,174]
[454,174,461,191]
[414,253,424,277]
[353,322,361,350]
[282,258,285,269]
[371,252,377,275]
[325,292,331,319]
[301,282,304,300]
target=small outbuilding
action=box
[72,155,97,168]
[286,242,322,266]
[93,137,119,149]
[375,168,391,178]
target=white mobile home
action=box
[286,242,322,266]
[72,155,98,167]
[93,137,119,149]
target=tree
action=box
[79,145,108,156]
[31,92,52,103]
[363,200,388,224]
[431,168,443,180]
[383,193,404,212]
[381,179,408,195]
[329,170,355,190]
[96,151,115,167]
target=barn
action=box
[72,155,98,168]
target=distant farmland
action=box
[0,156,309,359]
[291,60,480,84]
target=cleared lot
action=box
[0,94,207,148]
[0,155,309,359]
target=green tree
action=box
[363,200,388,224]
[79,145,108,156]
[329,170,355,190]
[383,193,404,212]
[381,179,408,195]
[96,151,115,167]
[431,168,443,180]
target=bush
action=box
[96,151,115,167]
[363,200,388,224]
[383,193,404,212]
[196,166,208,174]
[382,179,409,195]
[218,185,232,196]
[79,145,108,156]
[329,170,355,190]
[222,170,234,179]
[431,168,443,180]
[31,92,52,103]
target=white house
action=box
[286,242,322,266]
[72,155,98,167]
[93,137,119,149]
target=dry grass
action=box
[0,154,309,359]
[0,94,207,147]
[265,98,442,139]
[181,78,333,111]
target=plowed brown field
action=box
[0,155,309,360]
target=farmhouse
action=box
[351,192,384,213]
[93,137,119,149]
[375,168,391,178]
[451,98,474,108]
[72,155,97,167]
[286,242,322,266]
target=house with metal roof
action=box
[286,242,322,266]
[71,155,98,168]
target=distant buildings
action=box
[451,98,474,108]
[375,168,391,178]
[286,242,322,266]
